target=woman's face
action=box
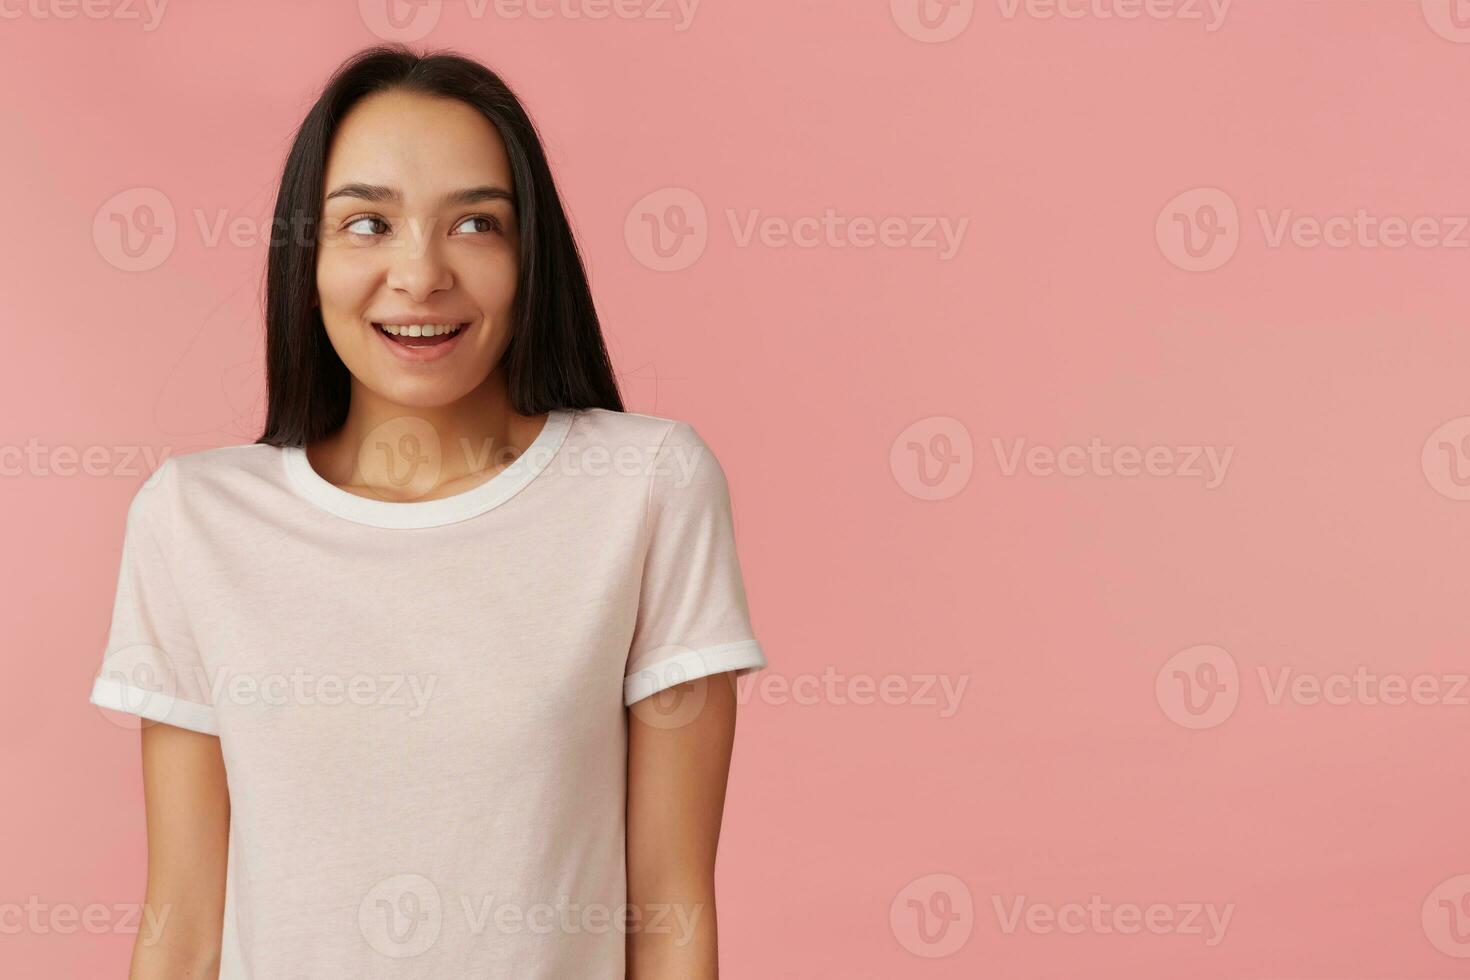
[316,89,520,410]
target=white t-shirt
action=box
[88,407,767,978]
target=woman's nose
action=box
[385,216,453,298]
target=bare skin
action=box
[129,88,739,978]
[128,723,228,979]
[626,672,740,978]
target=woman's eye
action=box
[454,215,503,235]
[345,216,388,236]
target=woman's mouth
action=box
[372,321,472,362]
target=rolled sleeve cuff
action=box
[90,676,220,736]
[624,639,767,707]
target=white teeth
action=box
[377,323,463,337]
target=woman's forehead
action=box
[324,92,512,192]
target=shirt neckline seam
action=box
[279,409,576,529]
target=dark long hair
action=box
[257,44,624,447]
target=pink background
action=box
[5,1,1470,976]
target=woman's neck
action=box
[306,370,548,502]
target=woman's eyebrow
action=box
[323,183,514,206]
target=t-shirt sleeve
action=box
[623,420,768,707]
[88,458,219,735]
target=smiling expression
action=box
[315,89,521,409]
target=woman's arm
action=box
[128,722,230,979]
[625,672,741,979]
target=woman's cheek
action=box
[466,251,519,320]
[317,244,382,301]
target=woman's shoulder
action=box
[161,441,286,483]
[118,443,287,541]
[568,408,733,504]
[571,406,708,454]
[139,442,290,510]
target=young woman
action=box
[88,44,767,978]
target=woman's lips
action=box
[371,321,472,362]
